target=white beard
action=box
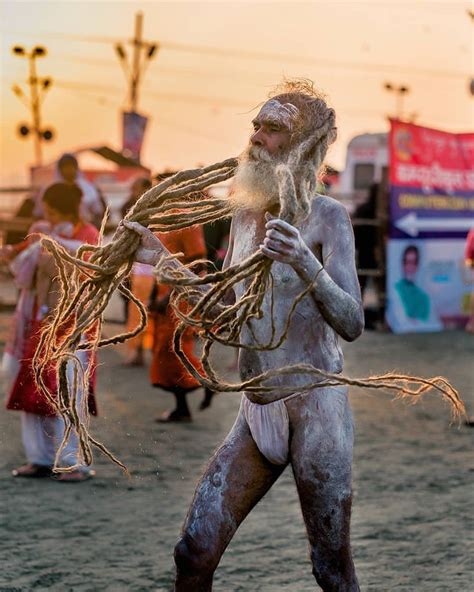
[228,146,283,212]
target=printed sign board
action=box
[386,121,474,333]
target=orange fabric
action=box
[154,225,207,300]
[150,225,207,391]
[126,274,155,351]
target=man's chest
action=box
[230,212,323,297]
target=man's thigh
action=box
[286,387,354,543]
[182,405,286,551]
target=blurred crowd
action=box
[0,156,230,481]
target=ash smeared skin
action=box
[256,99,300,132]
[236,195,364,404]
[174,193,363,592]
[288,387,358,591]
[174,410,285,591]
[128,91,363,591]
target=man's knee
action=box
[174,533,217,576]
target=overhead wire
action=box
[2,28,471,81]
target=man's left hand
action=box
[260,212,310,266]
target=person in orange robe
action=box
[149,224,214,422]
[121,177,154,365]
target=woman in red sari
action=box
[5,183,99,481]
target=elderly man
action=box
[126,82,364,591]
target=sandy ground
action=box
[1,313,473,591]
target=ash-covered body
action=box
[230,198,351,402]
[174,193,364,592]
[127,82,365,591]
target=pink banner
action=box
[389,120,474,193]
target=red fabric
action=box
[150,225,207,391]
[73,221,99,247]
[465,228,474,262]
[6,221,99,416]
[6,318,98,416]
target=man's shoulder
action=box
[309,193,349,221]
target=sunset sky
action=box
[0,0,472,187]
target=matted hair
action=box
[270,78,337,146]
[253,78,338,222]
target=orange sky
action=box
[0,0,473,187]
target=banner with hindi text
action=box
[385,120,474,333]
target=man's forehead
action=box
[253,99,300,130]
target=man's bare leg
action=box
[174,407,286,591]
[287,388,360,592]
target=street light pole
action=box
[29,49,43,165]
[114,11,158,113]
[11,45,54,166]
[130,11,143,112]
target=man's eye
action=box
[270,126,281,132]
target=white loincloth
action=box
[242,395,293,465]
[242,385,349,465]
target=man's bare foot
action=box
[156,410,192,423]
[12,463,53,478]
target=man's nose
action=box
[250,129,264,146]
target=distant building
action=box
[338,132,388,203]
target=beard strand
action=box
[227,146,284,212]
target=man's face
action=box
[403,251,419,281]
[250,118,290,157]
[229,99,301,211]
[59,162,78,183]
[43,203,69,226]
[249,99,295,157]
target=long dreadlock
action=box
[33,81,465,473]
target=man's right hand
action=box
[122,221,167,266]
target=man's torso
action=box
[229,195,344,403]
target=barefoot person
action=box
[149,223,215,422]
[4,183,99,482]
[125,81,363,590]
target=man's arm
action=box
[260,205,364,342]
[123,220,235,310]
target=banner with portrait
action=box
[385,120,474,333]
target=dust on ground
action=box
[1,315,473,591]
